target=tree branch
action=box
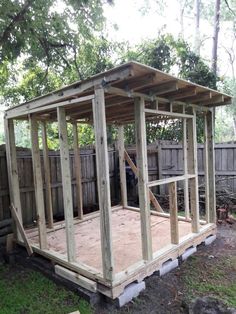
[0,0,33,46]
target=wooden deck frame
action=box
[4,61,226,300]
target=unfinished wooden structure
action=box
[4,62,232,299]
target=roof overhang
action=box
[5,61,232,123]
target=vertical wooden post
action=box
[93,88,114,281]
[134,97,152,261]
[187,111,200,233]
[117,125,127,207]
[4,118,23,240]
[42,121,53,228]
[204,114,210,223]
[206,110,216,223]
[57,107,76,262]
[168,181,179,244]
[157,141,164,195]
[72,122,83,220]
[182,118,190,219]
[29,116,47,249]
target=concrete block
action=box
[159,259,179,276]
[204,235,216,246]
[181,246,197,261]
[117,281,145,307]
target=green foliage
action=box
[0,264,92,314]
[122,35,217,143]
[122,34,217,89]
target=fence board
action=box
[0,142,236,227]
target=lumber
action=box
[10,203,33,256]
[117,126,127,207]
[124,150,163,212]
[147,174,196,187]
[204,114,210,223]
[55,265,97,292]
[6,233,15,253]
[187,109,200,233]
[92,87,114,281]
[4,118,23,241]
[57,107,76,262]
[42,121,53,228]
[168,182,179,244]
[30,116,47,249]
[134,96,152,261]
[206,110,216,223]
[73,122,83,219]
[182,117,190,219]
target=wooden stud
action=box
[4,118,23,241]
[92,87,114,281]
[168,182,179,244]
[187,110,200,233]
[204,115,210,223]
[57,107,76,262]
[182,118,190,219]
[206,110,216,223]
[42,121,53,228]
[117,126,128,207]
[124,150,163,212]
[29,116,47,249]
[134,97,152,261]
[73,122,83,219]
[10,203,33,255]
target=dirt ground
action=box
[95,223,236,314]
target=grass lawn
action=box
[0,263,93,314]
[182,255,236,307]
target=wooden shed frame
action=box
[4,62,232,299]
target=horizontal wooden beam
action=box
[6,95,95,119]
[144,108,193,119]
[147,174,196,187]
[5,66,132,119]
[148,80,179,96]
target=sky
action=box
[103,0,235,79]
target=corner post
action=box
[117,125,127,207]
[134,97,152,261]
[187,110,200,233]
[57,107,76,262]
[4,118,23,240]
[183,118,190,219]
[206,110,216,223]
[92,87,114,281]
[72,122,83,220]
[29,116,47,249]
[42,121,53,228]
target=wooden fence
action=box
[0,142,236,227]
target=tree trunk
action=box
[194,0,201,55]
[211,0,221,74]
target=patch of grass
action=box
[0,264,92,314]
[182,255,236,307]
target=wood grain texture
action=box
[134,97,152,261]
[93,87,114,281]
[30,116,47,249]
[57,107,76,262]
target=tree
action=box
[211,0,221,74]
[194,0,201,54]
[0,0,113,98]
[121,35,217,144]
